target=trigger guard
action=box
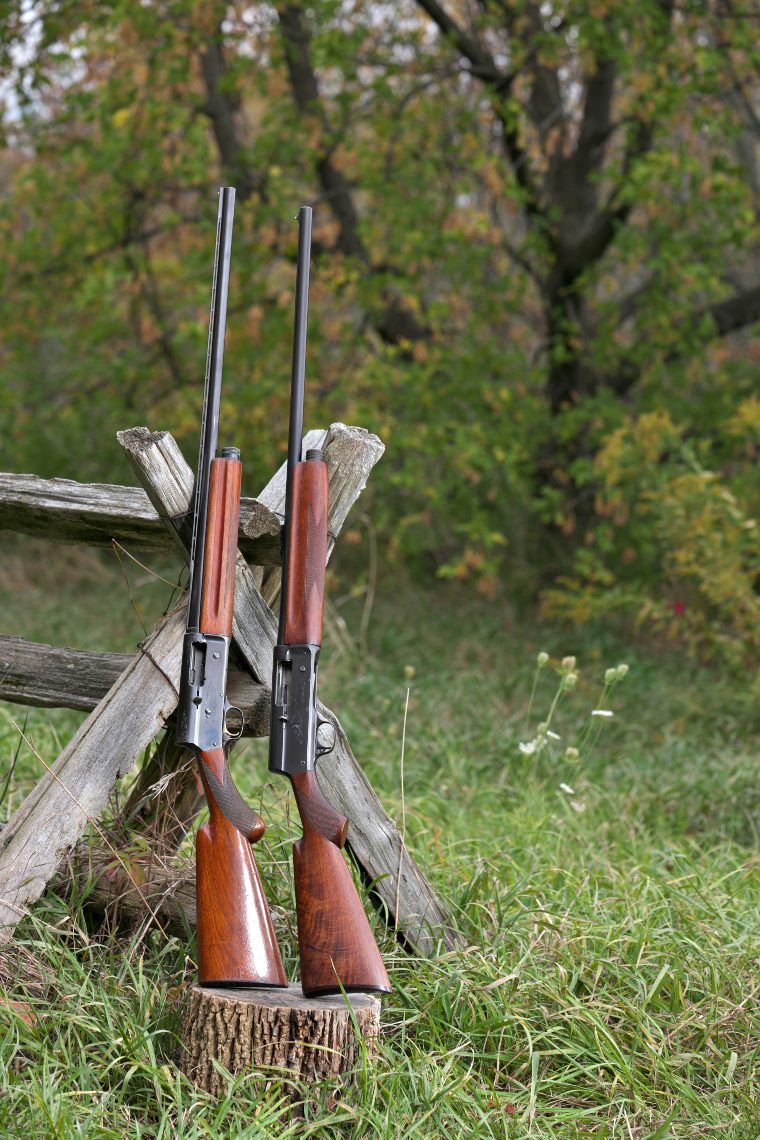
[316,717,336,757]
[223,703,244,743]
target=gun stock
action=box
[192,456,287,988]
[270,204,390,997]
[177,187,286,988]
[196,744,286,987]
[290,771,389,997]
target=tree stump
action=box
[180,983,381,1099]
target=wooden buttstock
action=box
[283,458,328,645]
[200,455,242,637]
[291,771,390,997]
[196,747,287,987]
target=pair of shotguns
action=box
[175,187,390,998]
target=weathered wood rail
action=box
[0,637,270,734]
[0,423,459,958]
[0,471,282,564]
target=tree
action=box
[1,1,758,661]
[411,1,760,480]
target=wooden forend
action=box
[282,458,328,645]
[199,455,241,636]
[180,983,381,1097]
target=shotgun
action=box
[269,206,391,997]
[176,186,286,989]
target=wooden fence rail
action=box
[0,469,281,564]
[0,423,459,957]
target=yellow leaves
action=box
[596,410,682,486]
[727,395,760,439]
[636,411,681,463]
[647,468,760,645]
[451,544,486,577]
[111,107,132,131]
[556,403,759,667]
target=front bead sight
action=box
[176,632,239,751]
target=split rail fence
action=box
[0,422,458,963]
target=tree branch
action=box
[414,0,546,227]
[703,281,760,337]
[416,0,511,87]
[276,1,428,344]
[609,281,760,396]
[200,29,267,203]
[573,58,618,193]
[276,2,369,263]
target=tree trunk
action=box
[180,983,381,1100]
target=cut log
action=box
[180,983,381,1098]
[0,468,281,565]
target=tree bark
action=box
[180,984,381,1099]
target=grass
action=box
[0,537,758,1137]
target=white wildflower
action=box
[591,709,614,718]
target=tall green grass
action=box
[0,539,758,1137]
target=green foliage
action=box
[0,0,758,668]
[0,572,758,1136]
[541,410,760,675]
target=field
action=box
[0,539,758,1138]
